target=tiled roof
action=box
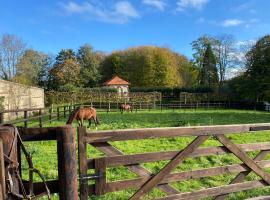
[103,76,130,85]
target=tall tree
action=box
[0,34,26,80]
[244,35,270,101]
[191,35,218,70]
[215,34,236,86]
[77,44,103,87]
[101,46,182,87]
[48,49,80,90]
[201,44,219,89]
[192,34,236,87]
[14,49,50,86]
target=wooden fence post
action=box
[24,111,28,128]
[78,126,88,200]
[39,109,42,128]
[57,125,78,200]
[64,106,66,118]
[95,158,106,196]
[0,139,5,200]
[69,105,71,115]
[49,108,52,124]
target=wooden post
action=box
[57,107,60,121]
[24,110,28,128]
[64,106,66,118]
[39,109,42,128]
[0,139,5,200]
[57,125,78,200]
[78,126,88,200]
[95,158,106,196]
[49,108,52,124]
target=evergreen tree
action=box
[200,44,219,89]
[245,35,270,101]
[77,44,102,87]
[48,49,80,90]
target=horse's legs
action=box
[80,119,84,127]
[94,117,98,130]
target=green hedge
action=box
[130,87,213,96]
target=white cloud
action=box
[142,0,167,11]
[177,0,209,11]
[222,19,243,27]
[59,1,139,24]
[115,1,139,18]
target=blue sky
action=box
[1,0,269,58]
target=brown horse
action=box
[66,107,100,129]
[119,104,132,114]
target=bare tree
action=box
[0,34,26,80]
[214,34,236,85]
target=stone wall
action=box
[0,80,44,121]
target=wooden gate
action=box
[78,123,270,200]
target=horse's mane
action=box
[66,107,80,124]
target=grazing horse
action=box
[119,104,132,114]
[66,106,100,129]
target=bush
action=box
[80,87,117,93]
[58,84,80,92]
[130,87,213,98]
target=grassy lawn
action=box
[21,109,270,199]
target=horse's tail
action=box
[95,115,100,125]
[66,107,80,124]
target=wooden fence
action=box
[78,123,270,200]
[14,125,77,199]
[0,101,269,128]
[0,105,77,127]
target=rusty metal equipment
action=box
[0,124,51,199]
[0,126,78,200]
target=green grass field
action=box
[21,109,270,199]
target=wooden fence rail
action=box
[78,123,270,200]
[0,105,77,128]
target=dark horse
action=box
[119,104,132,114]
[66,107,100,129]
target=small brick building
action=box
[103,76,130,94]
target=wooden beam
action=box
[92,142,179,195]
[85,123,270,143]
[104,159,270,193]
[216,135,270,184]
[215,150,270,200]
[0,139,5,200]
[129,136,209,200]
[95,158,106,196]
[19,127,59,141]
[87,142,270,168]
[156,180,267,200]
[78,127,89,200]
